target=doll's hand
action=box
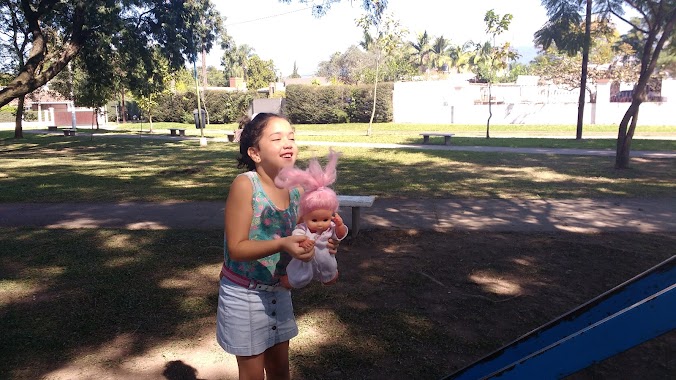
[299,238,315,250]
[332,213,344,227]
[282,235,315,262]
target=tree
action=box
[532,20,639,102]
[0,0,30,138]
[471,10,519,139]
[604,0,676,169]
[536,0,605,140]
[317,46,372,84]
[222,43,254,81]
[291,61,301,78]
[132,49,172,132]
[410,30,433,72]
[280,0,388,21]
[206,66,227,87]
[448,42,475,73]
[245,55,277,91]
[430,35,451,72]
[357,5,401,136]
[0,0,222,137]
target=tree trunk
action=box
[614,13,676,169]
[615,101,640,169]
[576,0,592,140]
[486,83,492,139]
[367,49,381,137]
[121,92,127,123]
[14,95,25,139]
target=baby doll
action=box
[274,148,348,289]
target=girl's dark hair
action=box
[237,113,289,170]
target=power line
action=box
[225,6,313,27]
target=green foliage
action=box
[0,0,223,108]
[284,83,393,124]
[141,90,253,124]
[0,106,16,122]
[348,83,393,123]
[0,73,12,86]
[246,55,277,91]
[203,91,255,123]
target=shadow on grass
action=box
[1,133,675,202]
[290,230,676,380]
[0,228,223,379]
[1,229,674,379]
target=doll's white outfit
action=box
[286,221,347,288]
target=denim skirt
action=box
[216,276,298,356]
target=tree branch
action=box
[610,1,649,33]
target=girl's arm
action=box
[225,175,313,262]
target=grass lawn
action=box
[1,125,674,379]
[1,131,675,202]
[36,121,676,150]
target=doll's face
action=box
[303,208,333,233]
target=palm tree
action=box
[410,30,432,73]
[430,35,451,72]
[222,43,253,81]
[448,42,474,73]
[535,0,594,140]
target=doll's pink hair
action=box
[275,148,340,217]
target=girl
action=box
[275,148,348,289]
[217,113,339,380]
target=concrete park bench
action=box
[169,128,186,137]
[63,129,77,136]
[337,195,376,236]
[420,132,455,145]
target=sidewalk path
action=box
[1,198,674,233]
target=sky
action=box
[207,1,555,77]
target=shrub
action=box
[284,83,393,124]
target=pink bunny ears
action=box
[275,148,340,192]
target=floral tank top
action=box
[223,171,300,284]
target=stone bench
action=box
[225,129,244,143]
[169,128,186,137]
[337,195,376,236]
[63,129,77,136]
[420,132,455,145]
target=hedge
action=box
[283,83,393,124]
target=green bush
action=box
[348,83,393,123]
[0,106,38,122]
[23,110,38,121]
[203,91,255,124]
[284,83,393,124]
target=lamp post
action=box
[192,31,206,147]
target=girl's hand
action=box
[327,238,340,255]
[282,235,315,262]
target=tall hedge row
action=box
[145,90,256,124]
[283,83,393,124]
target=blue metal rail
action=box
[441,255,675,380]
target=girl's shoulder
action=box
[230,172,255,195]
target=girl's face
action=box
[303,208,334,233]
[248,117,298,172]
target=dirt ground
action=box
[4,229,674,380]
[301,229,675,380]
